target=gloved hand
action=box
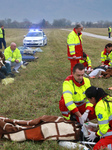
[105,65,109,69]
[88,67,91,71]
[87,67,93,74]
[87,122,98,128]
[79,110,90,125]
[86,130,97,142]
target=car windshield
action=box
[26,32,43,37]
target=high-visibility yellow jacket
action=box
[95,95,112,137]
[67,28,83,60]
[108,51,112,66]
[4,46,22,62]
[108,27,111,33]
[0,28,3,38]
[79,55,91,68]
[101,48,111,65]
[63,75,93,113]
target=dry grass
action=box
[84,28,108,36]
[0,28,111,150]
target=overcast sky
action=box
[0,0,111,24]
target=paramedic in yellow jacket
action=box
[67,23,83,74]
[108,26,111,38]
[59,63,96,124]
[4,42,23,73]
[85,86,112,150]
[79,52,93,73]
[101,43,112,67]
[107,46,112,67]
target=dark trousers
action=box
[1,63,11,76]
[109,32,111,38]
[2,38,6,49]
[0,38,2,49]
[0,71,5,79]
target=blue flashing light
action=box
[29,29,43,32]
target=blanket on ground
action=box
[0,115,81,142]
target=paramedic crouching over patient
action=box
[59,63,96,124]
[4,42,23,73]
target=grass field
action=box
[0,28,111,150]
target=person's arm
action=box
[87,56,91,68]
[63,81,79,114]
[101,51,105,65]
[95,106,110,137]
[4,48,14,62]
[108,52,112,67]
[15,49,22,62]
[67,33,76,57]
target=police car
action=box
[23,29,47,47]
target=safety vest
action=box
[67,28,83,60]
[4,46,22,62]
[0,28,3,38]
[62,75,92,112]
[95,96,112,137]
[79,55,91,68]
[108,27,111,33]
[101,48,111,65]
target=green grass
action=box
[0,28,111,150]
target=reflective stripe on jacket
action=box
[0,28,3,38]
[62,75,92,112]
[67,28,83,60]
[4,46,22,62]
[95,96,112,137]
[79,55,91,68]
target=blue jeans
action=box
[0,63,11,76]
[0,71,5,79]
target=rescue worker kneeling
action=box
[59,63,96,124]
[79,52,93,74]
[85,86,112,150]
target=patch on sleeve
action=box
[98,113,103,119]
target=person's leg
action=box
[11,61,23,72]
[70,59,79,74]
[0,66,8,75]
[13,61,23,71]
[0,71,6,79]
[5,61,11,66]
[0,38,2,49]
[3,63,15,77]
[93,136,112,150]
[59,97,71,120]
[5,63,11,74]
[89,68,105,77]
[2,39,6,49]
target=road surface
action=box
[61,29,112,41]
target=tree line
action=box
[0,18,112,28]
